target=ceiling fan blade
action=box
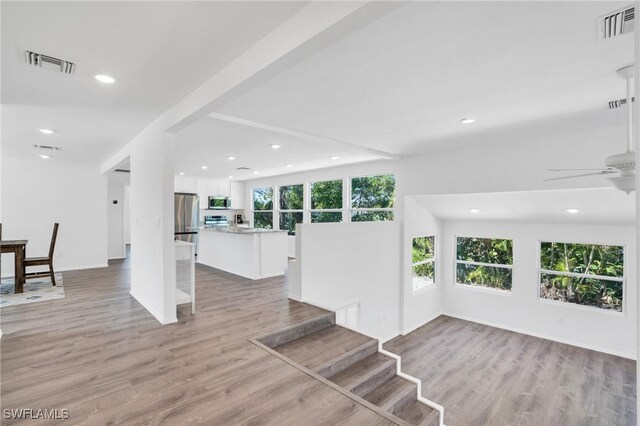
[544,170,618,182]
[547,168,614,172]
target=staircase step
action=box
[257,312,334,348]
[314,338,379,378]
[363,375,417,415]
[394,400,440,426]
[328,352,397,397]
[274,325,374,370]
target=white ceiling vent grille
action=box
[33,144,62,152]
[608,97,635,109]
[598,6,635,40]
[25,50,75,74]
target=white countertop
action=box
[174,240,195,247]
[201,226,288,235]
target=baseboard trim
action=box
[441,311,635,360]
[401,311,443,336]
[129,289,177,325]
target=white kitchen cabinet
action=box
[174,176,197,193]
[230,181,245,210]
[197,180,208,209]
[216,181,231,197]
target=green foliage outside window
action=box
[412,236,435,289]
[280,212,303,236]
[456,237,513,291]
[311,212,343,223]
[254,212,273,229]
[253,187,273,210]
[351,211,394,222]
[540,242,624,311]
[351,174,395,209]
[279,185,303,210]
[311,180,342,209]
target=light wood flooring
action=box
[1,257,395,425]
[384,315,636,426]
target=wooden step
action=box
[273,325,374,370]
[256,312,334,348]
[363,375,417,415]
[314,338,378,378]
[394,400,440,426]
[328,352,397,397]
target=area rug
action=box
[0,274,65,308]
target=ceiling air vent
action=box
[598,6,635,40]
[25,50,75,74]
[608,97,635,109]
[236,167,251,171]
[33,144,62,152]
[115,169,131,173]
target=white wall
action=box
[1,154,108,277]
[440,220,636,359]
[123,184,131,244]
[107,172,130,259]
[297,221,401,341]
[402,197,442,334]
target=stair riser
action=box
[385,384,418,416]
[348,362,397,397]
[315,339,379,378]
[258,313,335,348]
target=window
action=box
[310,179,343,223]
[412,236,435,290]
[539,242,624,312]
[253,187,273,229]
[279,184,303,235]
[350,174,395,222]
[456,237,513,291]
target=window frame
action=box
[277,183,304,235]
[349,173,396,222]
[252,186,274,229]
[309,178,344,223]
[411,235,437,291]
[454,235,514,293]
[536,239,626,314]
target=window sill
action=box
[537,297,625,316]
[454,283,513,297]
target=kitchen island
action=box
[198,227,288,280]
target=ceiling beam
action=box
[102,1,405,172]
[207,112,401,160]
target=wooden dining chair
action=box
[24,223,59,286]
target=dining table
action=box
[0,240,28,293]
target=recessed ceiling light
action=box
[270,144,281,149]
[201,166,208,170]
[178,172,185,175]
[252,171,259,174]
[469,208,480,214]
[94,74,115,84]
[228,175,233,179]
[38,128,55,134]
[40,155,50,159]
[566,208,580,214]
[286,164,293,168]
[227,156,236,160]
[330,156,340,160]
[460,118,476,124]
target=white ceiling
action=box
[1,1,635,181]
[1,1,307,163]
[215,1,634,156]
[414,188,635,226]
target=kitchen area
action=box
[174,175,288,281]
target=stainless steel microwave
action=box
[208,196,231,209]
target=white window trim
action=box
[411,236,436,291]
[277,183,304,234]
[252,186,274,229]
[308,179,344,223]
[454,236,514,291]
[536,240,626,314]
[349,173,396,222]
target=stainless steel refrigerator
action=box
[174,192,199,255]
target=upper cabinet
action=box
[230,182,245,210]
[174,176,198,194]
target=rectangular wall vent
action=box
[33,144,62,152]
[608,97,635,109]
[598,6,635,40]
[25,50,75,74]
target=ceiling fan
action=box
[546,65,636,194]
